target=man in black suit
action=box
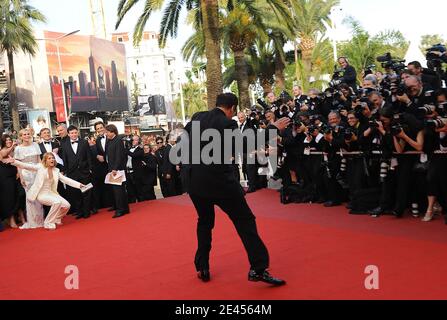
[181,93,288,286]
[93,121,113,209]
[125,135,145,203]
[155,136,167,197]
[338,57,358,91]
[161,133,181,197]
[237,112,258,193]
[105,124,130,218]
[141,144,158,201]
[61,125,93,219]
[38,128,60,158]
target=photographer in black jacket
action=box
[408,61,442,91]
[337,57,358,91]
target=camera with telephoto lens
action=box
[425,118,447,130]
[426,44,446,62]
[417,104,437,117]
[330,68,345,87]
[369,119,380,129]
[377,53,406,73]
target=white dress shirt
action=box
[71,140,79,154]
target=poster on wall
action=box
[27,109,51,137]
[45,31,129,113]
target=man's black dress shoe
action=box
[248,270,286,286]
[112,211,130,219]
[392,210,403,218]
[75,215,84,220]
[107,207,116,212]
[83,214,91,219]
[246,188,256,194]
[91,209,98,215]
[197,270,210,282]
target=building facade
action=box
[111,31,180,109]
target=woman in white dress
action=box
[13,129,45,229]
[4,153,84,230]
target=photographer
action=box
[282,119,307,186]
[337,57,358,91]
[321,111,346,207]
[364,108,398,217]
[392,112,425,218]
[394,76,435,120]
[303,123,327,203]
[125,135,145,203]
[408,61,442,91]
[421,89,447,222]
[341,112,369,207]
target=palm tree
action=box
[0,0,46,131]
[338,17,409,82]
[117,0,292,109]
[290,0,339,83]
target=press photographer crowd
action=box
[1,43,447,231]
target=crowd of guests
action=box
[0,122,184,232]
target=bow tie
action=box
[71,141,79,144]
[44,141,51,145]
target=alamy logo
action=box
[65,265,79,290]
[364,265,379,290]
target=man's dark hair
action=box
[67,125,78,133]
[156,136,163,143]
[94,121,105,130]
[105,124,118,136]
[216,93,238,110]
[40,128,50,135]
[408,61,422,69]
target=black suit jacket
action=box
[182,108,279,199]
[126,146,144,171]
[341,65,358,90]
[61,139,92,179]
[105,136,126,172]
[38,140,60,158]
[142,153,158,186]
[162,144,178,177]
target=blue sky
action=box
[30,0,447,63]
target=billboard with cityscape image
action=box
[45,31,129,113]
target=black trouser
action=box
[323,159,344,203]
[427,155,447,211]
[92,172,113,209]
[242,155,258,190]
[346,157,366,199]
[189,193,269,273]
[111,183,129,213]
[140,184,156,201]
[67,174,92,217]
[126,171,142,203]
[394,156,418,215]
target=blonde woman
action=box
[13,129,44,229]
[4,153,85,230]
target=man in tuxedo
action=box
[155,136,167,197]
[105,124,130,218]
[93,121,112,209]
[125,135,145,203]
[237,112,258,193]
[161,134,181,198]
[61,126,93,219]
[182,93,288,286]
[293,85,308,108]
[38,128,60,158]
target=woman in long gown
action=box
[13,129,44,229]
[0,134,24,228]
[5,153,84,230]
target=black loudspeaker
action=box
[148,95,166,115]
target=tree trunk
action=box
[233,50,251,111]
[200,0,223,110]
[274,53,286,91]
[294,41,301,84]
[301,48,313,82]
[260,78,272,96]
[7,51,20,132]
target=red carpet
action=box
[1,189,447,300]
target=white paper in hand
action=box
[80,183,94,193]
